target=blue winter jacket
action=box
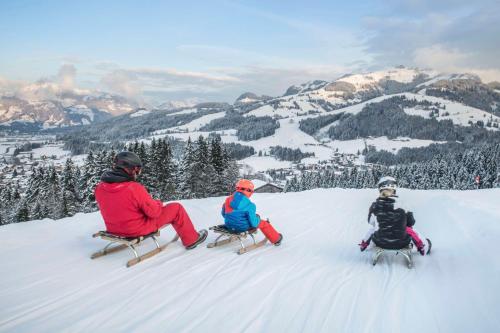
[221,192,261,232]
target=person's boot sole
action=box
[186,229,208,250]
[274,234,283,246]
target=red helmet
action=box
[235,179,254,196]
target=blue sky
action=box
[0,0,499,104]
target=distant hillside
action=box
[0,81,137,130]
[42,67,500,170]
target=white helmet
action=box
[377,176,397,192]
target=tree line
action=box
[269,146,315,161]
[285,144,499,192]
[200,111,280,141]
[0,136,239,225]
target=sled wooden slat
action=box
[207,236,237,248]
[90,244,129,259]
[126,242,171,267]
[207,224,267,255]
[91,230,179,267]
[237,238,268,255]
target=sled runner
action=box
[91,230,179,267]
[372,245,413,268]
[207,225,267,255]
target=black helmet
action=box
[114,151,142,170]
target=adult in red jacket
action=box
[95,151,207,249]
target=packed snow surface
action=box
[1,188,499,333]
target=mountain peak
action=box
[234,92,272,105]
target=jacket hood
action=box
[375,196,395,210]
[97,181,134,193]
[100,169,134,183]
[230,192,252,210]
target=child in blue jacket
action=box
[222,179,283,245]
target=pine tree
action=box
[61,158,79,217]
[190,136,217,197]
[157,139,178,200]
[209,136,226,195]
[31,200,45,220]
[45,166,62,219]
[81,151,99,212]
[15,200,30,223]
[179,138,196,199]
[220,146,239,195]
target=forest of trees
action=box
[0,136,239,225]
[426,83,500,117]
[286,144,499,192]
[200,112,280,141]
[327,96,467,141]
[222,142,255,160]
[298,113,346,135]
[269,146,315,161]
[56,107,223,154]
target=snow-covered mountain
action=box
[48,66,500,175]
[1,188,499,332]
[142,67,499,172]
[0,81,137,129]
[234,92,272,105]
[156,99,199,111]
[284,80,330,96]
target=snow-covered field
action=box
[325,136,445,154]
[146,87,499,172]
[1,188,499,333]
[31,144,71,159]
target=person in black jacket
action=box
[359,176,430,255]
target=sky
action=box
[0,0,499,105]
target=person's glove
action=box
[359,240,369,252]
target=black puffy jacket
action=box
[369,197,411,250]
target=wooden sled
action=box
[91,230,179,267]
[207,225,267,255]
[372,245,413,268]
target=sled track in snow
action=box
[0,189,499,333]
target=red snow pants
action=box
[258,219,281,243]
[152,203,199,247]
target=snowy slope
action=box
[1,188,499,333]
[158,93,458,168]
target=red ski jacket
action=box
[95,181,163,237]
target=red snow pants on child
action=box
[258,219,281,243]
[152,202,199,247]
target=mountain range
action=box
[0,80,137,130]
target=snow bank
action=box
[1,188,499,333]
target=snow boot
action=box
[185,229,208,250]
[258,220,281,244]
[274,234,283,246]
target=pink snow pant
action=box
[152,202,199,247]
[406,226,424,249]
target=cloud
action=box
[362,0,500,81]
[379,0,475,15]
[413,44,500,82]
[1,65,93,101]
[98,62,351,104]
[100,66,243,101]
[100,70,142,99]
[413,44,469,70]
[0,76,25,96]
[57,64,76,91]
